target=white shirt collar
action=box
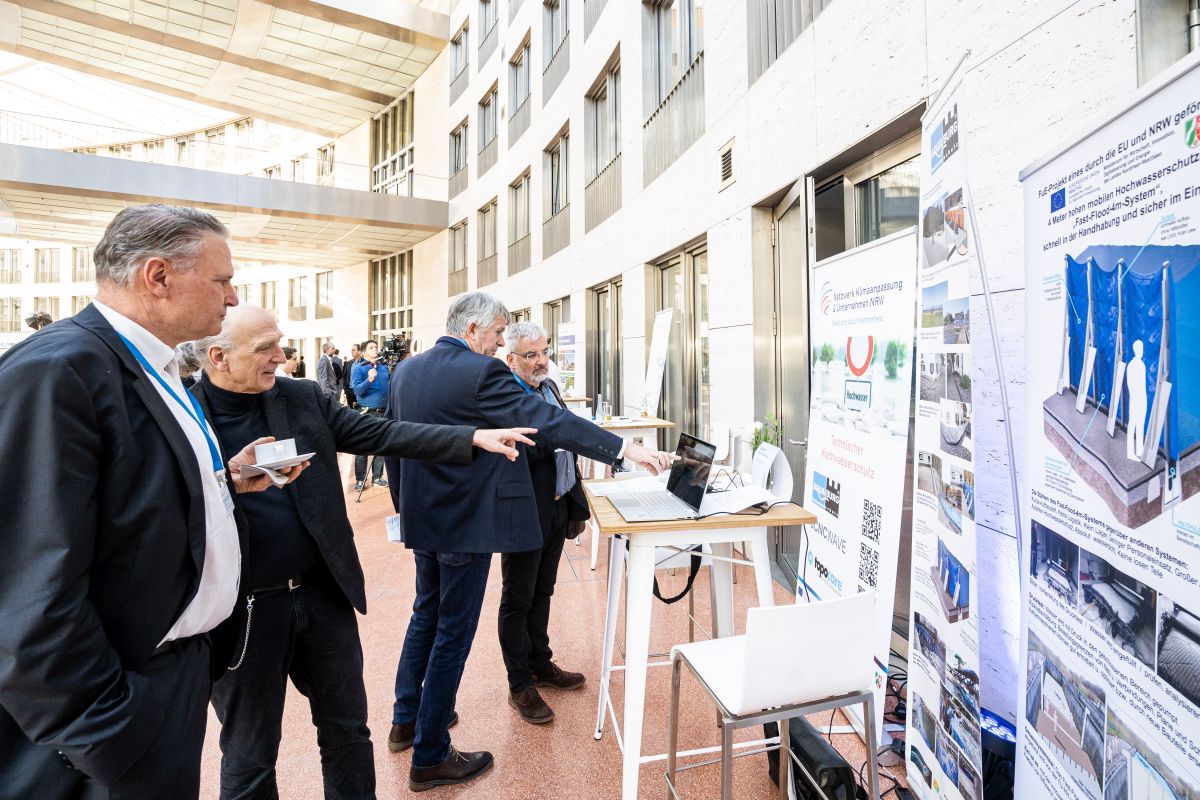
[93,299,179,375]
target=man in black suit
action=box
[497,321,592,725]
[190,304,534,800]
[383,292,673,792]
[0,204,304,800]
[343,342,361,408]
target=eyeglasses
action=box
[516,347,553,361]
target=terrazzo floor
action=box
[199,455,907,799]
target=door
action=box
[656,245,710,448]
[771,188,811,581]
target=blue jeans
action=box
[392,550,491,768]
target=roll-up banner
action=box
[905,59,986,800]
[1017,55,1200,800]
[800,227,916,737]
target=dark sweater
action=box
[204,380,320,589]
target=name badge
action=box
[217,471,236,517]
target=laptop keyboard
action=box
[622,490,692,518]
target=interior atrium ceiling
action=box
[0,143,448,268]
[0,0,448,137]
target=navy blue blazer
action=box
[385,337,623,553]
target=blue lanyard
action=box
[511,371,535,395]
[116,332,224,475]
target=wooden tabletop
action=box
[597,415,675,431]
[583,480,816,535]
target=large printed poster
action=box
[800,229,916,736]
[906,63,986,800]
[1017,57,1200,799]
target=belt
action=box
[250,568,317,594]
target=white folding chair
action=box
[665,592,881,800]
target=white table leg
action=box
[589,520,600,570]
[622,542,655,800]
[748,530,776,608]
[709,542,735,638]
[594,533,625,739]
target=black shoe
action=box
[532,661,586,691]
[409,746,493,792]
[354,480,365,491]
[388,710,459,753]
[374,478,389,488]
[509,686,554,724]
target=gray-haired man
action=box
[0,204,304,800]
[498,322,591,725]
[383,292,673,791]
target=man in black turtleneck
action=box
[189,304,535,800]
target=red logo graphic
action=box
[846,336,874,377]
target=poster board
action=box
[800,228,916,736]
[556,322,577,395]
[1016,54,1200,800]
[905,60,986,800]
[641,308,675,416]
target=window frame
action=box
[510,41,532,109]
[587,61,621,179]
[450,121,470,175]
[479,200,498,259]
[510,171,532,240]
[478,87,498,150]
[545,130,570,218]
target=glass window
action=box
[0,249,20,284]
[656,245,709,441]
[510,173,531,239]
[316,144,335,182]
[544,296,570,353]
[0,297,20,332]
[544,0,568,64]
[261,281,277,313]
[479,202,498,258]
[450,124,469,174]
[71,295,91,315]
[511,42,532,107]
[1136,0,1192,84]
[370,252,414,338]
[450,222,469,272]
[34,248,59,283]
[452,26,469,75]
[546,133,569,216]
[480,0,496,32]
[235,284,250,302]
[591,279,622,410]
[813,178,846,262]
[854,155,920,245]
[289,277,308,320]
[648,0,703,106]
[479,89,498,149]
[371,94,415,195]
[512,307,532,323]
[33,296,59,321]
[72,247,94,283]
[588,64,621,177]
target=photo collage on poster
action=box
[1017,56,1200,800]
[906,66,985,800]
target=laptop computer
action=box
[608,433,717,522]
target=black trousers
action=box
[498,525,568,692]
[0,635,214,800]
[210,574,373,800]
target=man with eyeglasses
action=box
[496,322,591,724]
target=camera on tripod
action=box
[378,334,410,368]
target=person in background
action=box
[317,341,341,398]
[277,346,298,378]
[177,340,203,388]
[190,303,534,800]
[295,354,306,379]
[343,342,361,409]
[0,203,303,800]
[382,292,674,792]
[350,340,389,491]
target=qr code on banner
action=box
[858,542,879,588]
[862,499,882,543]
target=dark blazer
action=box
[0,305,239,794]
[526,379,590,540]
[385,337,623,554]
[192,377,476,614]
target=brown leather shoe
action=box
[508,686,555,724]
[388,710,459,753]
[532,661,586,691]
[408,746,493,792]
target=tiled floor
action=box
[199,458,907,798]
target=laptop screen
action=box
[666,433,717,512]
